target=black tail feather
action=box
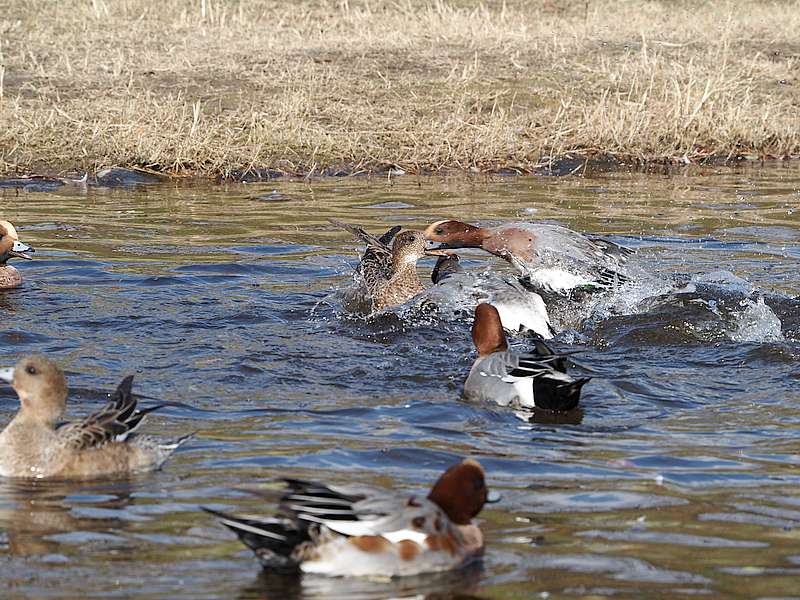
[202,507,306,570]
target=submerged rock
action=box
[95,168,164,187]
[0,177,64,192]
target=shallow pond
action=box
[1,165,799,599]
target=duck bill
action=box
[9,240,34,260]
[424,248,451,257]
[0,367,14,384]
[425,240,456,251]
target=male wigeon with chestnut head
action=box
[204,458,493,577]
[424,219,631,294]
[0,220,34,289]
[0,354,191,479]
[331,219,448,313]
[430,253,556,338]
[464,303,589,412]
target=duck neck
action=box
[16,394,65,428]
[389,254,419,279]
[458,223,489,249]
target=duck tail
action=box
[160,431,195,451]
[137,431,194,470]
[533,375,590,412]
[202,507,306,571]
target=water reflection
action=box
[239,562,485,600]
[0,478,134,558]
[1,164,799,597]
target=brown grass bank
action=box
[1,0,799,178]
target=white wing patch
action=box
[382,528,430,545]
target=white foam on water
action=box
[692,270,756,296]
[729,297,784,343]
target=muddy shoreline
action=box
[2,154,798,189]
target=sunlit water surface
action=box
[1,165,799,599]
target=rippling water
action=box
[1,165,799,599]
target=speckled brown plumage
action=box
[331,219,446,312]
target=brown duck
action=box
[424,219,632,293]
[331,219,447,313]
[0,220,34,289]
[0,354,191,479]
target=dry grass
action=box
[0,0,799,177]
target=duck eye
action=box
[435,228,444,235]
[25,365,37,375]
[412,516,425,529]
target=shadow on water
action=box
[1,164,800,597]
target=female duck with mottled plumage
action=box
[331,219,448,313]
[0,354,191,479]
[0,220,34,289]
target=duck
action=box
[331,219,447,313]
[429,253,555,338]
[424,219,632,294]
[203,458,491,577]
[0,354,191,479]
[464,303,589,412]
[0,220,34,289]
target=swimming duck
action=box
[204,458,490,577]
[464,304,589,411]
[424,220,631,294]
[331,219,447,313]
[429,253,555,338]
[0,220,34,289]
[0,355,190,479]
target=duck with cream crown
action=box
[0,220,35,289]
[424,219,632,295]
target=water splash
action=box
[729,297,784,343]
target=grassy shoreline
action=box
[1,0,799,178]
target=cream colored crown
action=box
[0,220,19,239]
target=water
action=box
[1,164,799,599]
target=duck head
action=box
[391,230,449,265]
[431,252,462,284]
[471,303,509,357]
[0,355,68,424]
[424,220,485,250]
[427,458,490,525]
[0,221,35,265]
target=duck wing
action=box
[57,375,165,450]
[329,218,393,252]
[524,224,633,288]
[330,218,395,286]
